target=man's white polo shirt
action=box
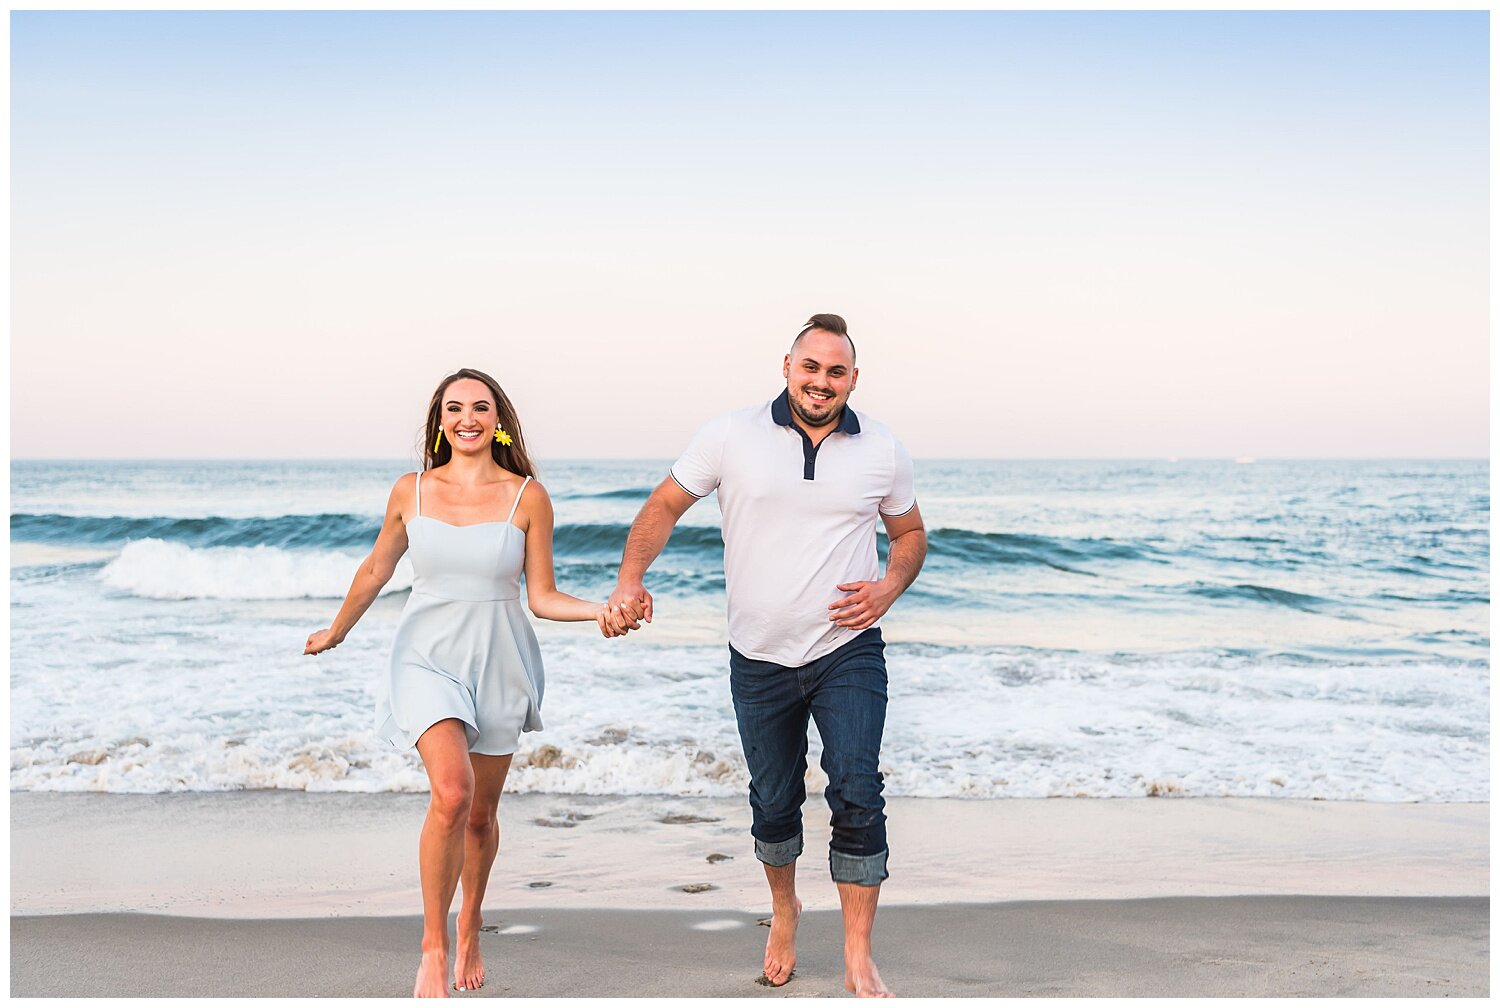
[669,390,916,668]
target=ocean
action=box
[9,458,1488,801]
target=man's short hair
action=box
[790,313,857,363]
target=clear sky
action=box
[11,11,1488,459]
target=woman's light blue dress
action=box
[375,473,544,755]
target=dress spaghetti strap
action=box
[415,472,423,517]
[507,476,532,525]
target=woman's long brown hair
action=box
[420,368,536,478]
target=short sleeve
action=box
[879,436,916,517]
[669,412,731,498]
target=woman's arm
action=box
[519,481,617,632]
[304,474,414,655]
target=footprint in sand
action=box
[679,883,716,893]
[659,813,722,824]
[535,810,597,828]
[527,881,553,888]
[706,852,734,863]
[479,925,500,933]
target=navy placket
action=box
[769,389,861,480]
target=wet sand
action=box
[11,899,1488,997]
[10,792,1489,996]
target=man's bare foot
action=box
[453,922,485,992]
[844,951,894,998]
[414,948,451,998]
[761,899,801,986]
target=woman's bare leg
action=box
[413,720,476,998]
[454,753,513,991]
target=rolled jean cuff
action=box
[754,832,803,867]
[830,847,889,886]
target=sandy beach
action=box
[10,792,1488,996]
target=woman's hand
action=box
[304,475,412,657]
[304,628,344,655]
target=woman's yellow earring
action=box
[494,427,513,446]
[433,429,443,453]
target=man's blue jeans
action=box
[728,627,889,886]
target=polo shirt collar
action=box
[771,389,861,435]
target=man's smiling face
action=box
[783,328,858,428]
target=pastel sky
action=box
[11,11,1488,460]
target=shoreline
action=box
[12,792,1487,918]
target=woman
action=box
[305,368,631,997]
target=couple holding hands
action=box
[305,314,926,997]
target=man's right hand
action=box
[608,581,654,627]
[606,477,697,632]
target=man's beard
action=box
[790,390,842,427]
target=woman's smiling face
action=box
[440,377,499,454]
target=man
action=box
[607,314,927,998]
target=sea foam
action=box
[98,539,413,600]
[12,458,1490,800]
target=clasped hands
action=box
[596,577,897,639]
[598,584,653,638]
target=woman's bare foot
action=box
[414,948,451,998]
[844,951,894,998]
[762,899,801,986]
[453,920,486,992]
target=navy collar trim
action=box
[770,389,861,435]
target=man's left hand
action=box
[828,579,899,630]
